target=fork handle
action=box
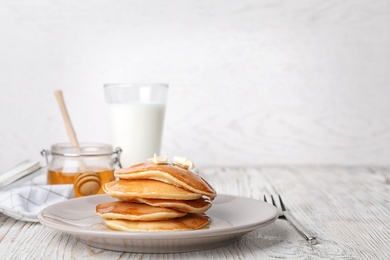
[284,211,317,245]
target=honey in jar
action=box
[42,143,121,197]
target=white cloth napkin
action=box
[0,171,74,222]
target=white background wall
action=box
[1,0,390,171]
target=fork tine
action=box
[278,195,286,211]
[263,195,267,202]
[270,195,276,207]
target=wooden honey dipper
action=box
[54,90,101,196]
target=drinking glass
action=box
[104,83,168,168]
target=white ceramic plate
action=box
[38,194,278,253]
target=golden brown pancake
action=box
[120,197,212,213]
[96,201,186,221]
[115,162,216,200]
[104,213,211,231]
[103,179,203,200]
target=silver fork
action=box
[264,194,317,245]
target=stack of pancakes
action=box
[96,156,216,231]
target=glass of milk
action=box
[104,83,168,168]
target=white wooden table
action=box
[1,166,389,259]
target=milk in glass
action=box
[108,102,166,167]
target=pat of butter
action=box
[148,154,169,164]
[173,156,195,170]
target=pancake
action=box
[103,179,203,200]
[104,213,211,231]
[120,197,212,213]
[115,162,216,200]
[96,201,186,221]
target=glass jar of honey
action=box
[41,143,121,197]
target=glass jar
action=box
[41,143,121,197]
